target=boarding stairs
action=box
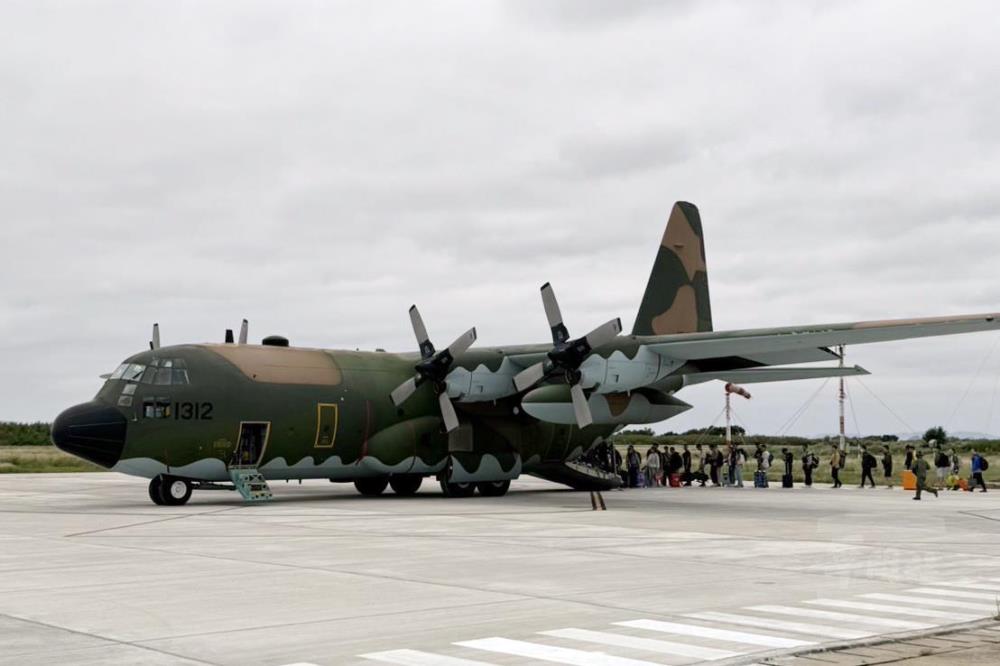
[228,465,273,502]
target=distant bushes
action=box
[0,422,52,447]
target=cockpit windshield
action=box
[108,359,190,385]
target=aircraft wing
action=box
[647,313,1000,363]
[682,365,870,386]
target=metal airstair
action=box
[228,466,273,502]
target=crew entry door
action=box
[231,422,271,467]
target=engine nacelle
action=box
[521,386,692,425]
[445,357,519,403]
[579,346,682,394]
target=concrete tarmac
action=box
[1,473,998,666]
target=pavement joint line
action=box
[0,611,221,665]
[64,505,243,537]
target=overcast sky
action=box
[3,0,1000,437]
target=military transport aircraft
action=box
[52,202,1000,505]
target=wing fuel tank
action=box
[521,386,691,425]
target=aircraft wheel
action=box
[389,475,423,496]
[476,480,511,497]
[354,477,390,497]
[148,476,166,505]
[440,479,476,498]
[158,476,192,506]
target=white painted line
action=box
[804,599,981,622]
[616,618,813,648]
[685,611,872,641]
[541,628,743,660]
[910,587,1000,602]
[361,650,495,665]
[862,592,999,613]
[456,637,662,665]
[748,605,933,631]
[799,552,962,572]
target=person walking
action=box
[802,447,817,487]
[645,444,662,487]
[971,450,988,492]
[881,447,894,488]
[830,446,843,488]
[859,445,877,488]
[913,450,939,500]
[904,445,915,471]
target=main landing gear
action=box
[353,475,425,497]
[148,475,192,506]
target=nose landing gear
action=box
[148,475,192,506]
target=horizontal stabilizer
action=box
[683,365,870,386]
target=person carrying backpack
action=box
[859,445,877,488]
[802,447,817,487]
[971,450,988,492]
[934,448,950,487]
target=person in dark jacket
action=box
[707,445,721,486]
[801,447,817,487]
[904,445,915,471]
[971,450,988,492]
[830,446,843,489]
[859,445,877,488]
[782,448,793,476]
[626,445,641,488]
[881,447,893,488]
[682,445,692,486]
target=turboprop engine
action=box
[520,386,692,425]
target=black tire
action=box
[158,476,192,506]
[389,475,423,496]
[354,477,390,497]
[148,476,166,505]
[476,480,511,497]
[440,478,476,498]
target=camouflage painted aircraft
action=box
[52,202,1000,505]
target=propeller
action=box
[513,282,622,428]
[389,305,477,432]
[150,323,160,350]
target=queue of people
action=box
[601,440,990,495]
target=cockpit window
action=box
[121,364,146,381]
[109,360,191,385]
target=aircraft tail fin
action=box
[631,201,713,336]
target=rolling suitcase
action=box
[782,473,793,488]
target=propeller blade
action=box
[151,323,160,350]
[409,305,435,359]
[583,318,622,350]
[446,327,477,357]
[514,361,546,393]
[238,319,248,345]
[540,282,570,345]
[439,391,461,432]
[390,376,420,406]
[570,382,593,428]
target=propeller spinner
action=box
[389,305,477,433]
[513,283,622,428]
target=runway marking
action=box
[798,552,964,572]
[684,611,872,641]
[803,598,981,622]
[456,637,662,665]
[909,587,1000,601]
[618,618,814,648]
[541,627,743,660]
[861,592,1000,613]
[361,649,495,665]
[747,605,933,631]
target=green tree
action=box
[923,426,947,446]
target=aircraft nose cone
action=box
[51,401,127,468]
